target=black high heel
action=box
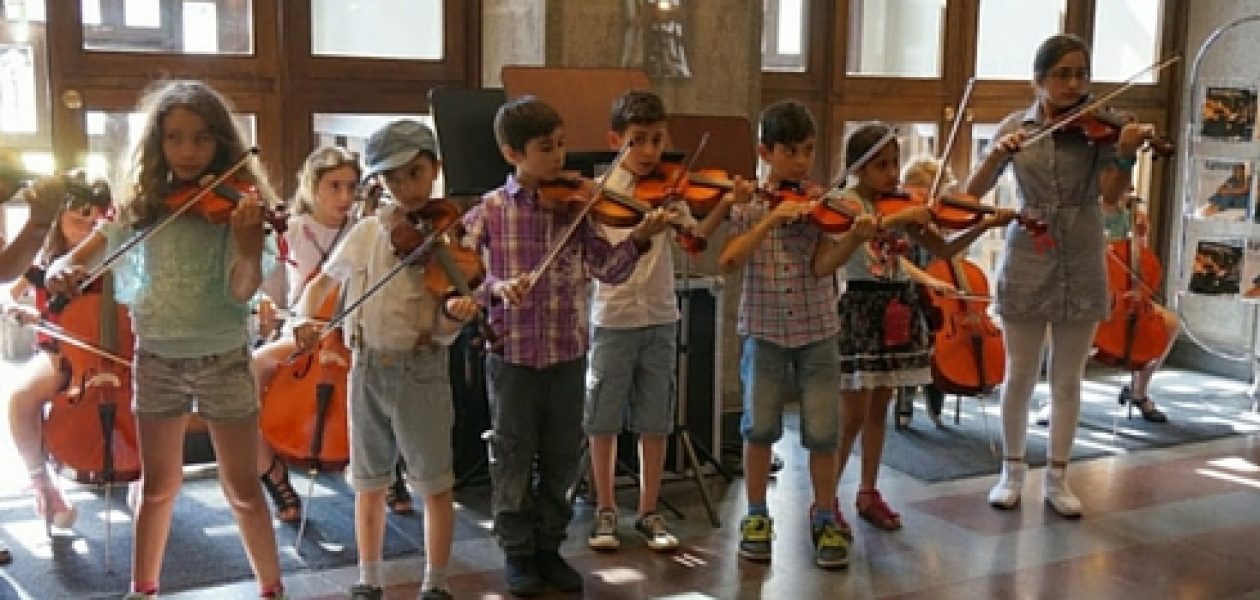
[387,461,414,515]
[1119,385,1168,423]
[260,457,302,523]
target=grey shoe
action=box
[349,583,383,600]
[634,512,679,552]
[588,506,620,550]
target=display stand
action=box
[1170,15,1260,412]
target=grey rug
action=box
[880,368,1260,482]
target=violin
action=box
[388,199,499,347]
[164,176,290,234]
[1092,206,1170,370]
[767,180,864,233]
[1050,98,1175,157]
[538,169,708,253]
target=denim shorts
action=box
[584,323,677,436]
[739,335,840,450]
[133,346,257,422]
[348,345,454,496]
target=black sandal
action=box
[387,462,414,515]
[1120,385,1168,423]
[260,457,302,523]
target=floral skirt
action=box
[837,281,932,390]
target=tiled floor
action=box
[4,357,1260,599]
[164,407,1260,598]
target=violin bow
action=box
[1020,55,1182,150]
[929,78,976,202]
[53,148,259,311]
[304,215,457,348]
[825,127,898,192]
[23,319,133,368]
[522,140,636,295]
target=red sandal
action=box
[856,489,901,531]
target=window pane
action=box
[1092,0,1163,83]
[762,0,807,72]
[85,110,256,184]
[0,43,38,134]
[847,0,944,78]
[313,114,443,196]
[976,0,1065,80]
[82,0,253,55]
[311,0,443,60]
[3,0,46,23]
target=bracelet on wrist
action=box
[1113,155,1138,170]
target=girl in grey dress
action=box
[963,34,1156,518]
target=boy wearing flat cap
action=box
[292,120,478,600]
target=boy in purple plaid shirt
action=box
[461,96,669,596]
[718,100,876,570]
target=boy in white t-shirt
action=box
[585,90,751,552]
[292,120,477,600]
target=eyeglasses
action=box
[1047,67,1090,82]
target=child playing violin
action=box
[718,100,878,569]
[584,90,753,554]
[461,96,669,596]
[4,199,105,533]
[818,124,1013,541]
[964,34,1156,517]
[291,120,477,600]
[44,80,287,600]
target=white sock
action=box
[423,563,448,591]
[359,560,382,587]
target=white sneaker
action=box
[1044,467,1082,517]
[987,461,1026,509]
[587,507,620,550]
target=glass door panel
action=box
[846,0,945,78]
[975,0,1065,80]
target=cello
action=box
[42,274,142,485]
[1092,197,1170,369]
[258,285,350,473]
[924,256,1005,395]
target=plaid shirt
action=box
[731,201,839,348]
[462,175,641,368]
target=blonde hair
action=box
[293,146,361,215]
[117,80,276,228]
[901,156,955,191]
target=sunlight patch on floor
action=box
[1206,456,1260,472]
[592,565,647,584]
[1194,468,1260,490]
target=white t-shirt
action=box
[322,205,455,350]
[589,165,680,329]
[261,213,352,308]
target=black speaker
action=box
[429,87,512,197]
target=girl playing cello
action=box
[4,199,106,534]
[251,145,359,523]
[45,80,288,600]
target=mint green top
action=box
[1101,205,1131,242]
[102,215,276,358]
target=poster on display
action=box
[1243,239,1260,301]
[1190,158,1254,222]
[1199,84,1257,141]
[1189,238,1244,296]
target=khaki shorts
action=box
[133,346,258,422]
